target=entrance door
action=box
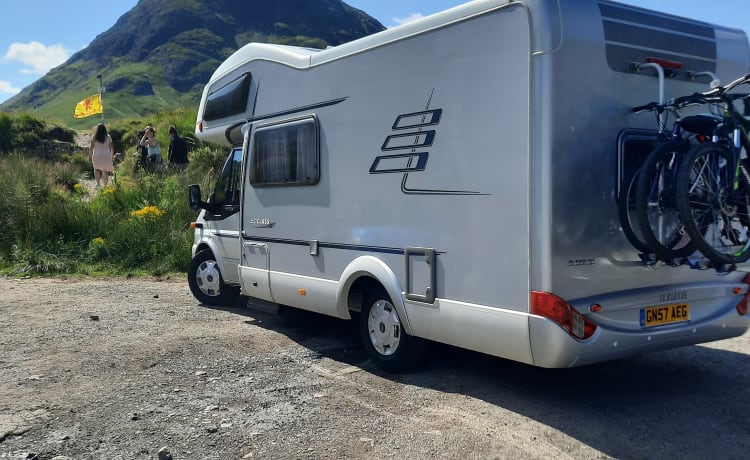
[239,241,273,301]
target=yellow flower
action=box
[90,237,106,246]
[101,186,115,196]
[73,183,83,192]
[130,206,165,219]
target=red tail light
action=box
[646,57,683,70]
[736,274,750,315]
[531,291,598,340]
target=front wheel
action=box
[359,288,426,373]
[188,249,239,306]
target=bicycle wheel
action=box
[675,142,750,265]
[618,168,651,253]
[635,140,695,261]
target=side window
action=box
[212,148,243,210]
[203,73,251,122]
[250,117,319,187]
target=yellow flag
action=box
[73,93,102,119]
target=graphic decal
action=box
[370,89,488,196]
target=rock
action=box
[157,446,173,460]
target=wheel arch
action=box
[192,239,227,274]
[336,256,414,335]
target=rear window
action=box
[203,73,251,122]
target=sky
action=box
[1,0,749,105]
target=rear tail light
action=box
[646,57,683,70]
[531,291,598,340]
[736,274,750,315]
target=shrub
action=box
[0,107,223,275]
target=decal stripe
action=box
[241,235,406,255]
[247,97,348,123]
[369,152,429,174]
[392,109,443,130]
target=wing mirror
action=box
[188,184,208,211]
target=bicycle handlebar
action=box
[632,93,714,113]
[634,91,750,115]
[633,73,750,114]
[632,102,659,113]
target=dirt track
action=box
[0,276,749,459]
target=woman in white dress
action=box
[90,124,115,188]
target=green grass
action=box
[0,109,229,277]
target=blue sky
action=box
[1,0,749,105]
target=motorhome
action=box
[188,0,750,371]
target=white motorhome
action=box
[188,0,750,371]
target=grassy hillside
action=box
[33,61,203,131]
[1,0,384,129]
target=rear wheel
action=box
[675,143,750,265]
[188,249,239,306]
[635,140,695,261]
[359,288,426,373]
[618,168,651,253]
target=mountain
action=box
[0,0,384,128]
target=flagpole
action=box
[97,74,104,123]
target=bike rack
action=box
[633,62,666,130]
[689,70,719,87]
[634,62,665,104]
[628,63,742,272]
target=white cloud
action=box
[0,80,20,95]
[393,13,424,26]
[4,41,70,75]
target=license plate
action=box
[640,303,690,327]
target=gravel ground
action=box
[0,276,748,460]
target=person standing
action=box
[139,126,162,167]
[136,129,149,165]
[167,125,189,170]
[90,124,115,188]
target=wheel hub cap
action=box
[367,299,401,356]
[195,260,221,297]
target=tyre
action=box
[359,288,426,373]
[675,142,750,265]
[634,140,695,261]
[188,249,239,306]
[618,168,651,253]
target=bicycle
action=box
[618,166,652,254]
[631,98,720,262]
[674,73,750,265]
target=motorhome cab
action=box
[188,0,750,371]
